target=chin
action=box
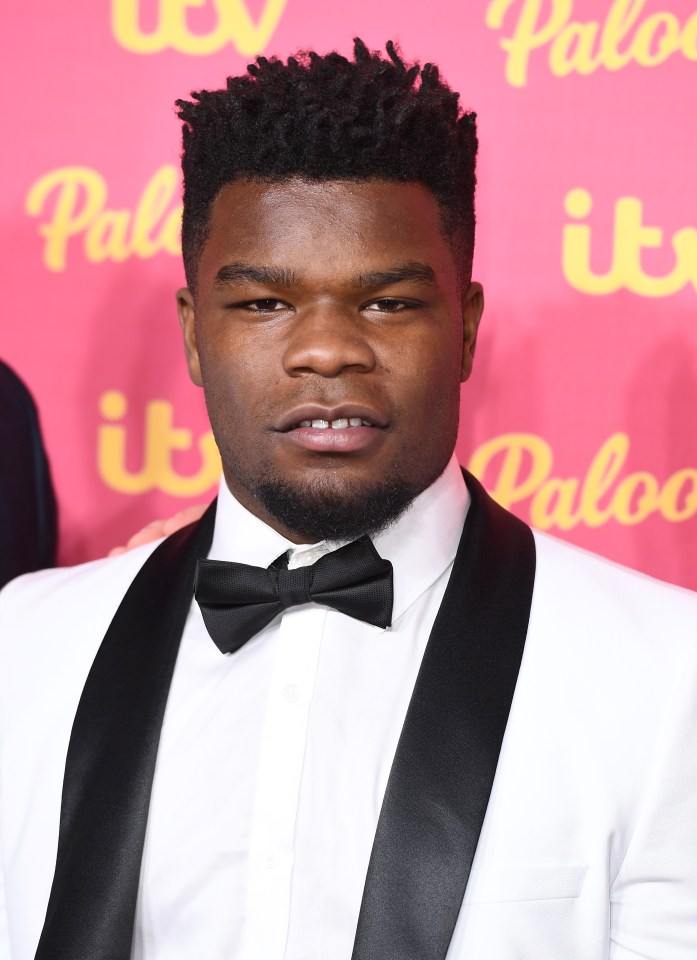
[252,464,444,542]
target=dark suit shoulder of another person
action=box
[0,360,57,588]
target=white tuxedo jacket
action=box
[0,482,696,959]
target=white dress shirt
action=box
[130,455,469,960]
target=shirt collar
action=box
[209,454,469,625]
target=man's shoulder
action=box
[0,539,164,692]
[509,531,697,794]
[533,528,697,605]
[530,528,697,651]
[1,537,162,618]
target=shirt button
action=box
[282,684,301,703]
[265,851,280,869]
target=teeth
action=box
[295,417,374,429]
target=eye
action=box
[362,298,415,313]
[233,299,290,313]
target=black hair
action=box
[176,38,477,292]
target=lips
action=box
[275,405,387,433]
[274,404,388,454]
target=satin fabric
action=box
[33,506,217,960]
[195,535,394,653]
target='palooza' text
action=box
[487,0,697,87]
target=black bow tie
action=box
[194,535,393,654]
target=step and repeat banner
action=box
[2,1,696,588]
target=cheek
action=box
[199,329,274,414]
[198,358,246,437]
[393,329,463,403]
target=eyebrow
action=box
[213,263,300,288]
[353,263,437,289]
[213,260,437,291]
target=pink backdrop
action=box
[2,0,696,589]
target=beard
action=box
[212,395,460,543]
[251,471,434,542]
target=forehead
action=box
[197,178,458,287]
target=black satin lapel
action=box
[351,471,536,960]
[34,503,216,960]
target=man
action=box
[1,39,696,960]
[0,360,57,589]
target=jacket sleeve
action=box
[609,641,697,959]
[0,360,58,589]
[0,809,11,960]
[0,587,13,959]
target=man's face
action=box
[178,178,483,543]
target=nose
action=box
[282,307,376,378]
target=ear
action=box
[460,281,484,382]
[176,287,203,387]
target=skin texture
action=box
[177,178,483,544]
[109,505,208,555]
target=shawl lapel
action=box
[34,503,216,960]
[351,469,536,960]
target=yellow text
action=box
[562,188,697,297]
[25,165,182,272]
[98,391,221,496]
[468,432,697,528]
[111,0,288,56]
[486,0,697,87]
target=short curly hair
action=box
[176,38,477,292]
